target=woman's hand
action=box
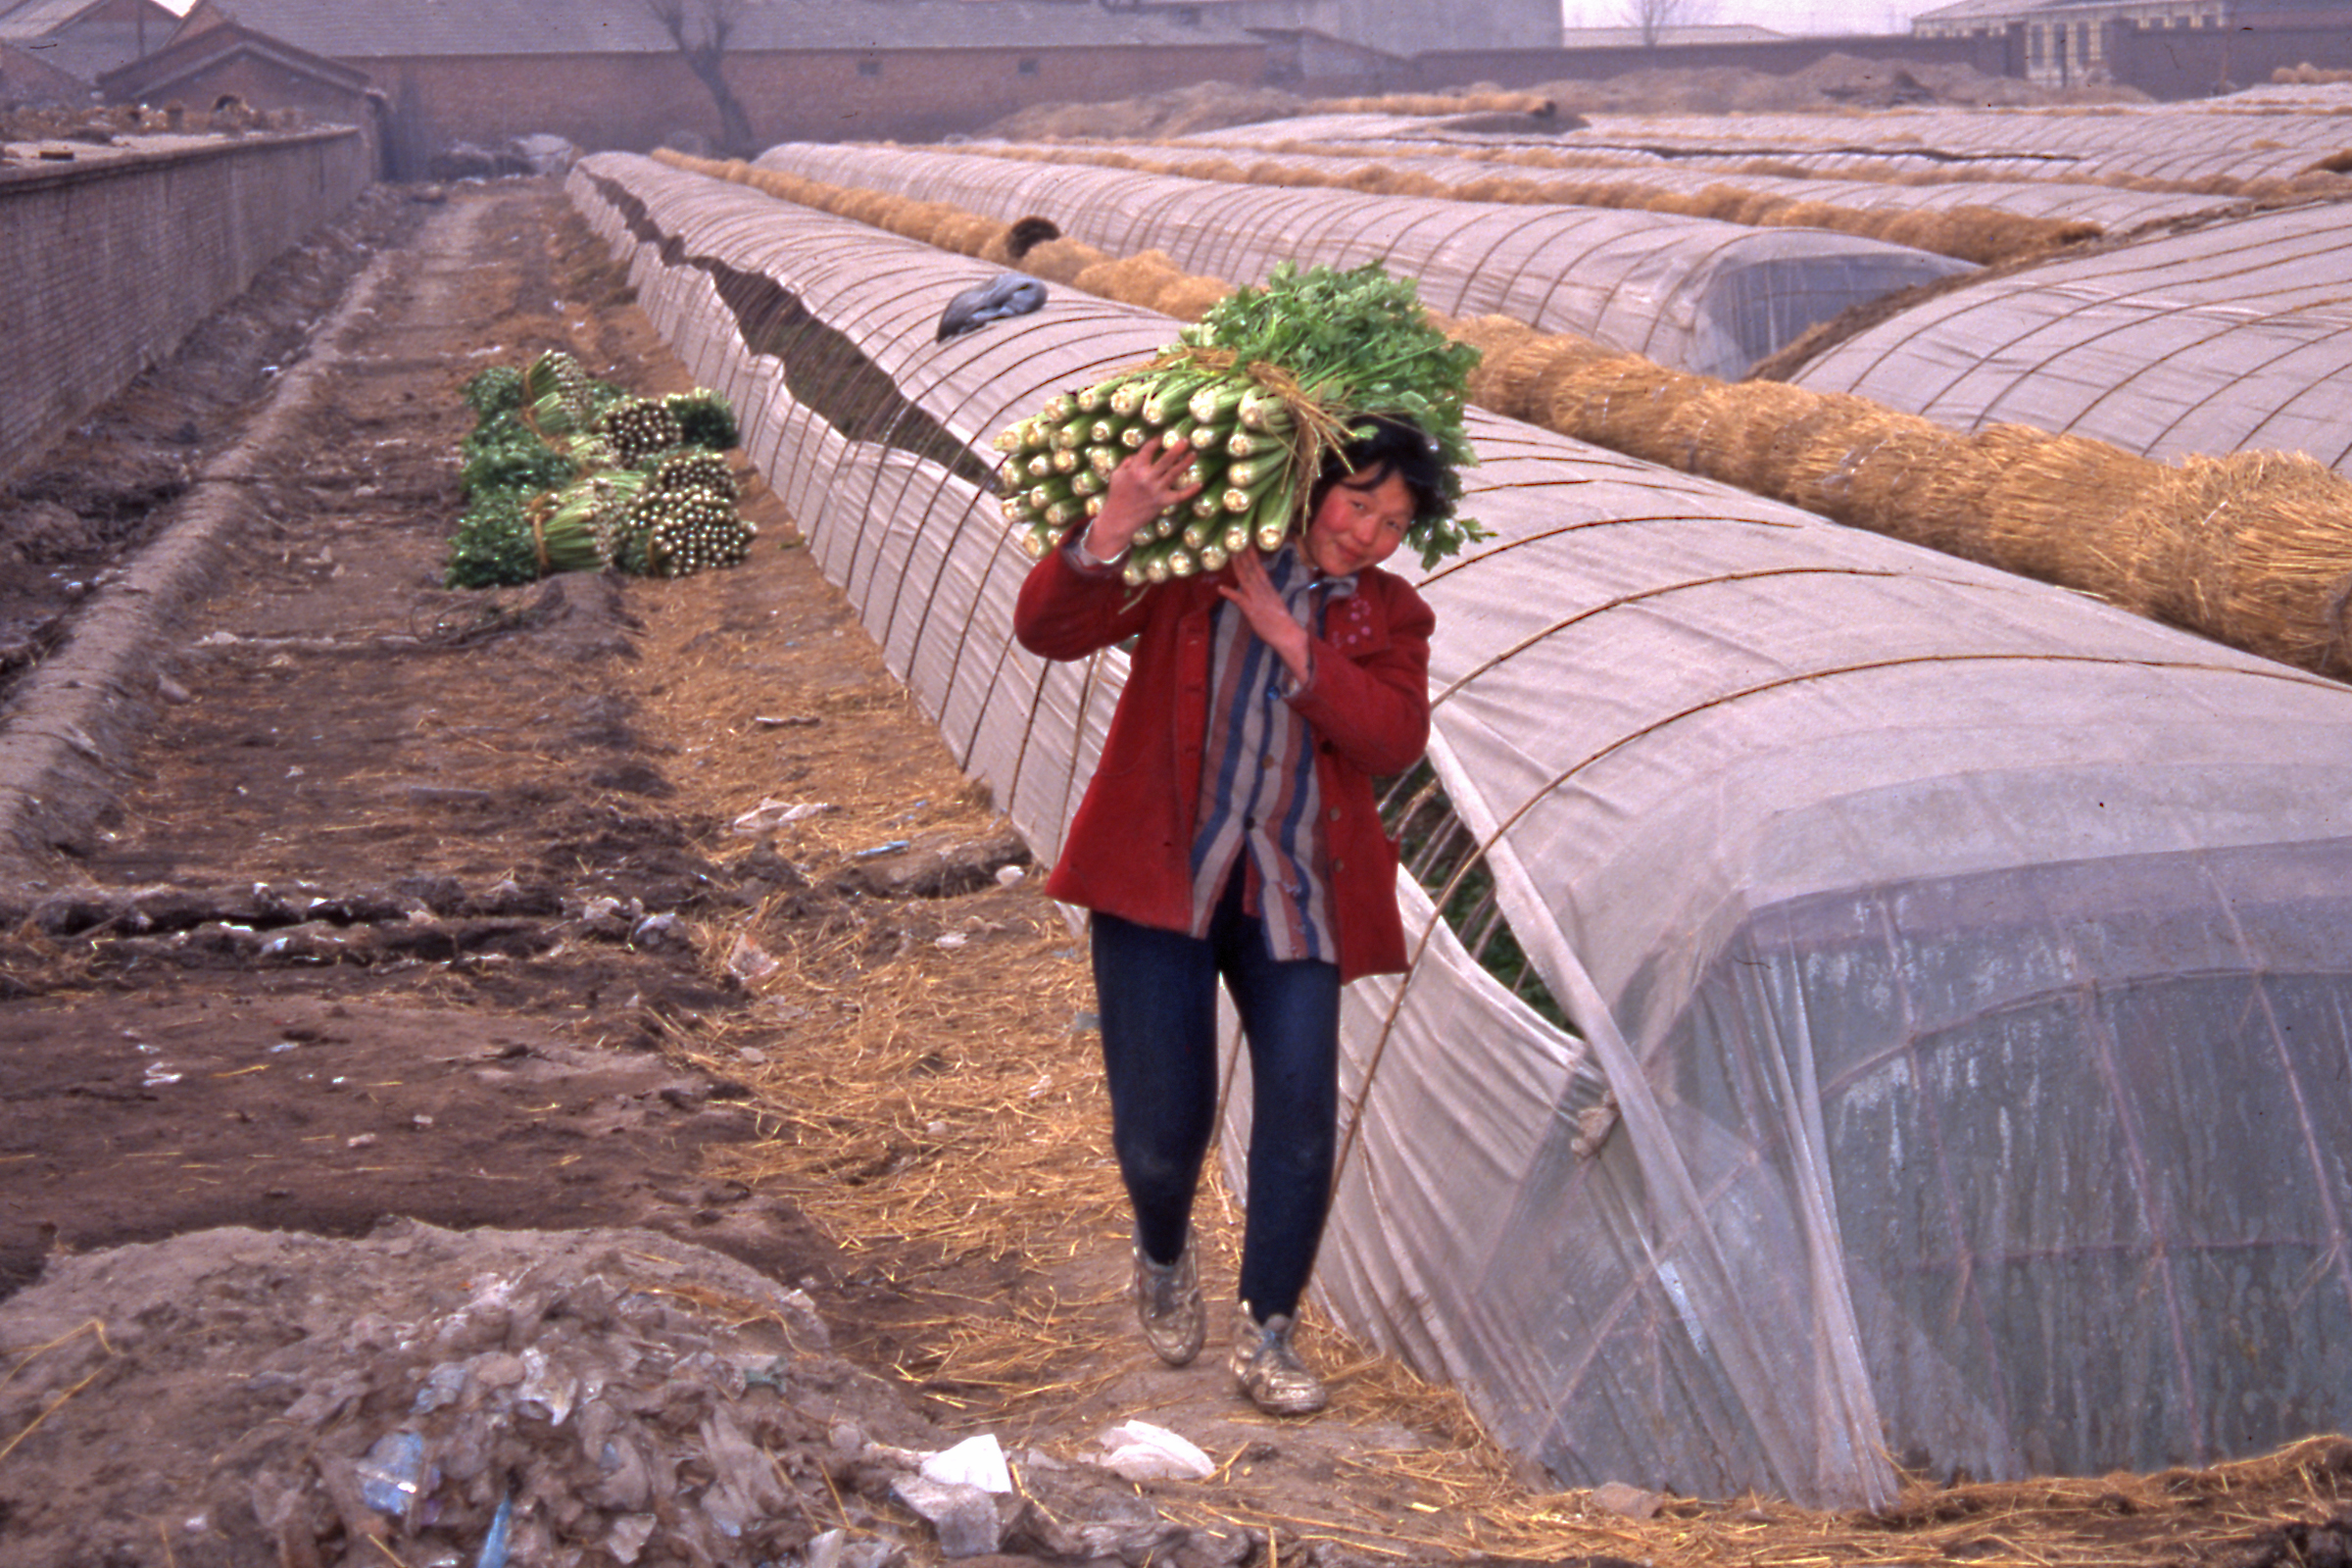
[1081,437,1199,564]
[1220,545,1312,686]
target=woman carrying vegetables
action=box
[1013,415,1448,1416]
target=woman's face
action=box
[1302,468,1414,578]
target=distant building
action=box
[1910,0,2349,87]
[1096,0,1568,87]
[167,0,1268,174]
[0,0,175,84]
[2,37,90,102]
[97,12,377,167]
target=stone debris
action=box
[0,1221,1250,1568]
[889,1475,1004,1558]
[1592,1480,1667,1520]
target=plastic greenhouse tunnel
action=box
[750,141,1973,380]
[568,151,2352,1510]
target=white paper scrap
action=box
[1097,1420,1214,1482]
[919,1433,1014,1494]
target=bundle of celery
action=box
[994,262,1483,583]
[446,352,750,589]
[633,451,752,577]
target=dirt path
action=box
[0,179,1508,1568]
[0,185,809,1298]
[2,178,2346,1568]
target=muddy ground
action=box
[1,180,2347,1568]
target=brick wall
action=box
[362,44,1267,175]
[2105,21,2352,98]
[0,128,369,484]
[128,54,383,175]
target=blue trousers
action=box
[1091,870,1341,1321]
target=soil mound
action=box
[976,80,1308,142]
[0,1222,1231,1568]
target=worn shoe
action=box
[1228,1303,1327,1415]
[1133,1239,1205,1366]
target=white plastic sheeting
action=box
[1054,135,2233,229]
[1190,99,2352,186]
[751,141,1971,380]
[1561,100,2352,185]
[569,152,2352,1507]
[1787,200,2352,473]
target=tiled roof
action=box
[1909,0,2049,21]
[1,0,172,40]
[0,35,93,96]
[100,19,370,96]
[198,0,1258,57]
[0,0,107,40]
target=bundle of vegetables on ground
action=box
[994,262,1482,583]
[445,351,751,588]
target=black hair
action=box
[1308,414,1448,524]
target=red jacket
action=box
[1013,545,1434,983]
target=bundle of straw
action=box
[1454,175,1543,206]
[1849,416,2015,559]
[1477,335,1586,422]
[1020,237,1114,285]
[1758,198,1845,233]
[1761,399,1955,533]
[932,213,1001,256]
[1337,165,1447,200]
[1976,429,2164,598]
[1151,275,1237,322]
[1245,160,1317,187]
[1071,249,1185,306]
[1446,315,1544,411]
[1545,358,1717,468]
[1655,379,1827,495]
[2117,451,2352,672]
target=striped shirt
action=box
[1189,543,1357,961]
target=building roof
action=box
[2,0,178,82]
[1909,0,2034,21]
[0,35,92,98]
[191,0,1260,57]
[99,17,369,99]
[0,0,114,40]
[1909,0,2205,20]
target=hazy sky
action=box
[1562,1,1918,32]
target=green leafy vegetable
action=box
[445,490,541,589]
[443,353,750,588]
[1183,261,1485,568]
[664,389,740,453]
